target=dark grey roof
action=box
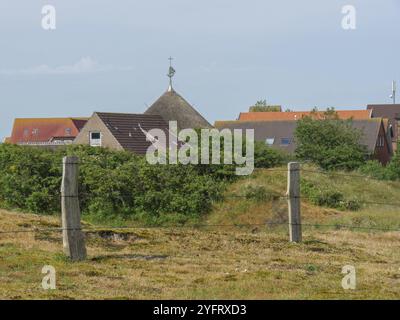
[96,112,169,155]
[367,104,400,143]
[215,120,297,153]
[144,89,212,130]
[351,119,382,152]
[367,104,400,120]
[215,119,384,153]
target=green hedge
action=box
[0,140,286,224]
[0,144,230,224]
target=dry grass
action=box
[1,166,400,299]
[0,206,399,299]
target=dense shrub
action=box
[294,111,367,171]
[358,145,400,181]
[301,180,361,211]
[0,138,289,223]
[0,144,61,213]
[0,144,230,224]
[358,160,394,180]
[254,141,287,168]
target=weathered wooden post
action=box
[286,162,302,242]
[61,156,87,261]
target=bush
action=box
[0,144,227,224]
[0,144,61,213]
[386,145,400,180]
[0,139,286,223]
[358,160,393,180]
[243,184,268,201]
[254,141,287,168]
[358,146,400,181]
[294,111,367,171]
[301,180,361,211]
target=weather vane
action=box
[167,56,176,91]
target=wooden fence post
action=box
[287,162,302,242]
[61,156,87,261]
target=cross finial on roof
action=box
[167,56,176,92]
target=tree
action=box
[294,110,367,170]
[249,100,281,112]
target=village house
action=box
[74,65,211,153]
[5,64,212,155]
[367,104,400,151]
[73,112,170,154]
[215,118,392,165]
[5,117,88,148]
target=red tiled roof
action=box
[238,110,372,121]
[9,117,88,144]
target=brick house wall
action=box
[373,122,392,165]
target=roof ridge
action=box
[95,112,156,116]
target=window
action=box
[265,138,275,146]
[389,125,394,138]
[280,138,290,146]
[377,136,385,147]
[23,129,29,137]
[32,128,39,135]
[90,132,102,147]
[65,128,72,136]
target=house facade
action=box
[367,104,400,151]
[74,112,170,155]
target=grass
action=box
[207,165,400,231]
[0,166,400,299]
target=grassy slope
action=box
[208,165,400,231]
[0,165,400,299]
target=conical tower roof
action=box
[145,88,212,130]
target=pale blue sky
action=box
[1,0,399,140]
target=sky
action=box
[0,0,399,140]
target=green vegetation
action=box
[254,141,288,168]
[301,180,361,211]
[249,99,281,112]
[207,164,400,232]
[1,164,400,299]
[0,144,233,224]
[0,143,286,225]
[294,111,367,171]
[359,145,400,180]
[2,111,400,299]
